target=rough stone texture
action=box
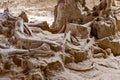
[91,17,116,39]
[65,23,91,39]
[91,46,108,58]
[29,69,45,80]
[97,37,120,56]
[29,21,50,32]
[19,11,29,22]
[52,0,82,32]
[12,55,22,67]
[73,51,89,63]
[45,60,65,79]
[0,0,120,80]
[63,53,74,64]
[116,15,120,31]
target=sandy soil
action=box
[0,0,57,25]
[0,0,120,80]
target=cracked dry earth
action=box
[0,0,120,80]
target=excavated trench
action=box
[0,0,120,80]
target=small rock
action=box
[66,23,91,39]
[12,55,22,67]
[97,37,120,56]
[4,61,11,70]
[45,60,65,77]
[64,54,74,64]
[91,17,116,39]
[19,11,29,22]
[73,50,89,63]
[30,70,44,80]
